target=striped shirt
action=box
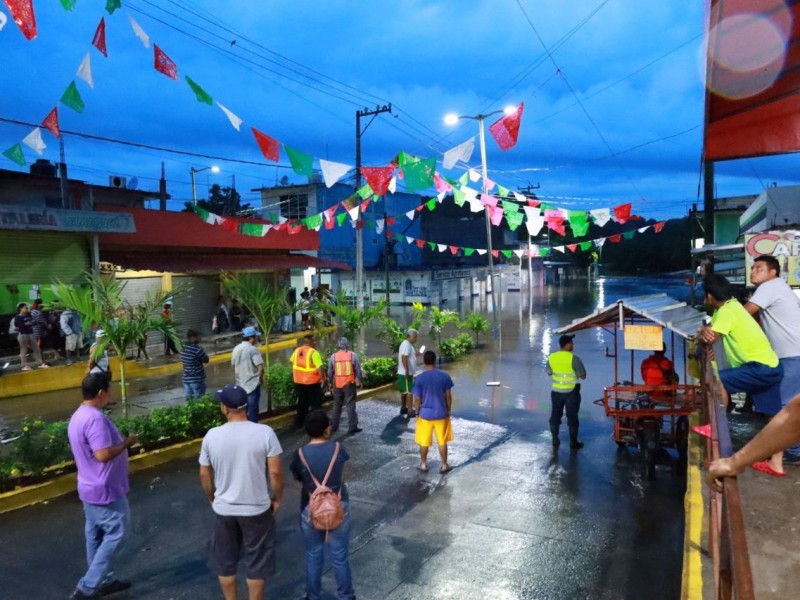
[181,343,209,384]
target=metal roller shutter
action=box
[119,277,162,308]
[0,231,90,284]
[172,275,219,338]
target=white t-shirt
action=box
[749,277,800,359]
[397,339,417,376]
[199,421,283,517]
[231,341,264,393]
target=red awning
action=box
[101,252,351,273]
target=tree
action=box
[427,306,460,351]
[377,303,425,354]
[221,273,287,410]
[53,272,183,417]
[183,184,252,216]
[459,312,490,346]
[323,291,387,346]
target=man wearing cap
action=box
[546,334,587,449]
[327,337,364,435]
[87,329,110,377]
[397,329,421,417]
[199,385,284,600]
[231,326,264,423]
[290,335,327,429]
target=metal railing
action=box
[701,345,755,600]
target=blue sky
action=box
[1,0,796,219]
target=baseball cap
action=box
[337,337,350,349]
[95,329,106,339]
[242,326,261,338]
[215,385,248,410]
[558,334,575,347]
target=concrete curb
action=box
[680,411,705,600]
[0,381,395,515]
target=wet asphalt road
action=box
[0,277,690,599]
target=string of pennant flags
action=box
[2,0,647,241]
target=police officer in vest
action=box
[546,334,587,449]
[290,335,327,429]
[327,337,364,435]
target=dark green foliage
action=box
[439,333,475,360]
[13,419,72,476]
[361,357,397,389]
[267,363,298,408]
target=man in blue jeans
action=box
[67,373,138,599]
[231,326,264,423]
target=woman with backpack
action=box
[289,410,356,600]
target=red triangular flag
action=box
[415,239,425,249]
[567,244,578,253]
[608,234,622,243]
[449,246,459,255]
[415,205,425,212]
[5,0,37,40]
[359,166,395,196]
[41,108,60,138]
[324,217,335,230]
[527,199,540,207]
[355,221,365,230]
[387,230,394,238]
[613,203,632,224]
[251,128,280,162]
[491,250,499,258]
[654,221,666,233]
[153,44,178,80]
[220,219,237,232]
[92,18,107,57]
[360,199,372,212]
[489,102,524,151]
[289,224,303,234]
[386,217,395,226]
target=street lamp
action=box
[444,106,515,313]
[190,165,220,203]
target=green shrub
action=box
[459,312,490,345]
[267,363,298,408]
[440,333,475,361]
[13,419,72,476]
[362,356,397,388]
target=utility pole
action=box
[354,103,392,310]
[703,161,715,245]
[58,137,68,209]
[159,162,167,211]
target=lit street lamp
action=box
[444,106,515,313]
[190,165,220,203]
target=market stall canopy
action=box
[553,293,706,340]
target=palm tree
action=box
[377,304,425,354]
[459,312,490,346]
[428,306,460,352]
[54,272,183,417]
[323,290,387,346]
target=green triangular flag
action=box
[397,151,420,167]
[506,211,524,231]
[458,172,469,186]
[284,145,314,178]
[567,211,590,237]
[539,247,550,257]
[501,250,513,258]
[426,199,437,211]
[241,223,264,237]
[2,144,26,167]
[580,241,593,251]
[539,202,554,212]
[357,184,372,200]
[403,157,436,193]
[623,230,636,240]
[105,0,122,14]
[336,213,347,226]
[427,242,436,250]
[305,213,323,230]
[372,194,381,202]
[501,200,519,214]
[61,81,85,113]
[268,213,279,223]
[193,205,210,221]
[60,0,77,11]
[453,188,466,207]
[366,220,376,229]
[464,248,475,257]
[185,76,213,106]
[497,185,510,197]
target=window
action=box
[279,193,308,219]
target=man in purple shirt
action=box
[67,373,138,599]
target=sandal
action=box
[752,460,787,478]
[439,465,453,474]
[417,464,428,473]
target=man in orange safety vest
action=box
[326,337,364,435]
[290,335,327,429]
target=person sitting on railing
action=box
[695,274,783,439]
[708,393,800,490]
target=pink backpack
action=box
[298,442,345,538]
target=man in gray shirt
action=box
[231,326,264,423]
[199,385,284,600]
[744,254,800,475]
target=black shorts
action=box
[210,508,276,580]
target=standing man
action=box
[546,334,587,449]
[30,299,50,351]
[327,337,363,435]
[161,303,178,357]
[741,255,800,475]
[397,328,420,417]
[290,335,326,429]
[412,350,454,473]
[199,385,284,600]
[67,373,137,599]
[61,305,83,365]
[180,329,209,400]
[14,302,48,370]
[231,326,264,423]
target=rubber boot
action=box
[550,426,560,448]
[569,426,584,450]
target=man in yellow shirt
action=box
[289,335,327,429]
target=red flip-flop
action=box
[752,460,787,478]
[692,423,712,438]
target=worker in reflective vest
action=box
[327,337,364,435]
[546,334,587,450]
[290,335,326,429]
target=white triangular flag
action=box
[0,11,7,32]
[513,249,525,258]
[594,238,606,248]
[405,210,415,220]
[437,191,446,202]
[461,186,479,202]
[437,244,446,252]
[76,53,93,88]
[262,225,273,236]
[406,236,414,244]
[388,176,397,194]
[468,198,485,213]
[476,249,487,255]
[590,208,612,227]
[638,226,650,233]
[216,102,243,131]
[468,168,481,182]
[525,214,545,236]
[376,219,384,235]
[278,216,287,224]
[128,14,150,48]
[209,214,225,225]
[22,128,46,155]
[347,206,360,221]
[513,192,526,203]
[553,246,565,253]
[320,159,351,188]
[442,137,475,170]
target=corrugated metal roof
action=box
[553,293,707,339]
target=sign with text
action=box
[0,204,136,234]
[744,230,800,286]
[624,324,664,351]
[432,268,485,281]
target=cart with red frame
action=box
[554,293,706,479]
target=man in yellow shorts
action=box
[413,350,454,474]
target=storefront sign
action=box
[0,204,136,233]
[404,278,428,297]
[432,268,485,281]
[744,230,800,285]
